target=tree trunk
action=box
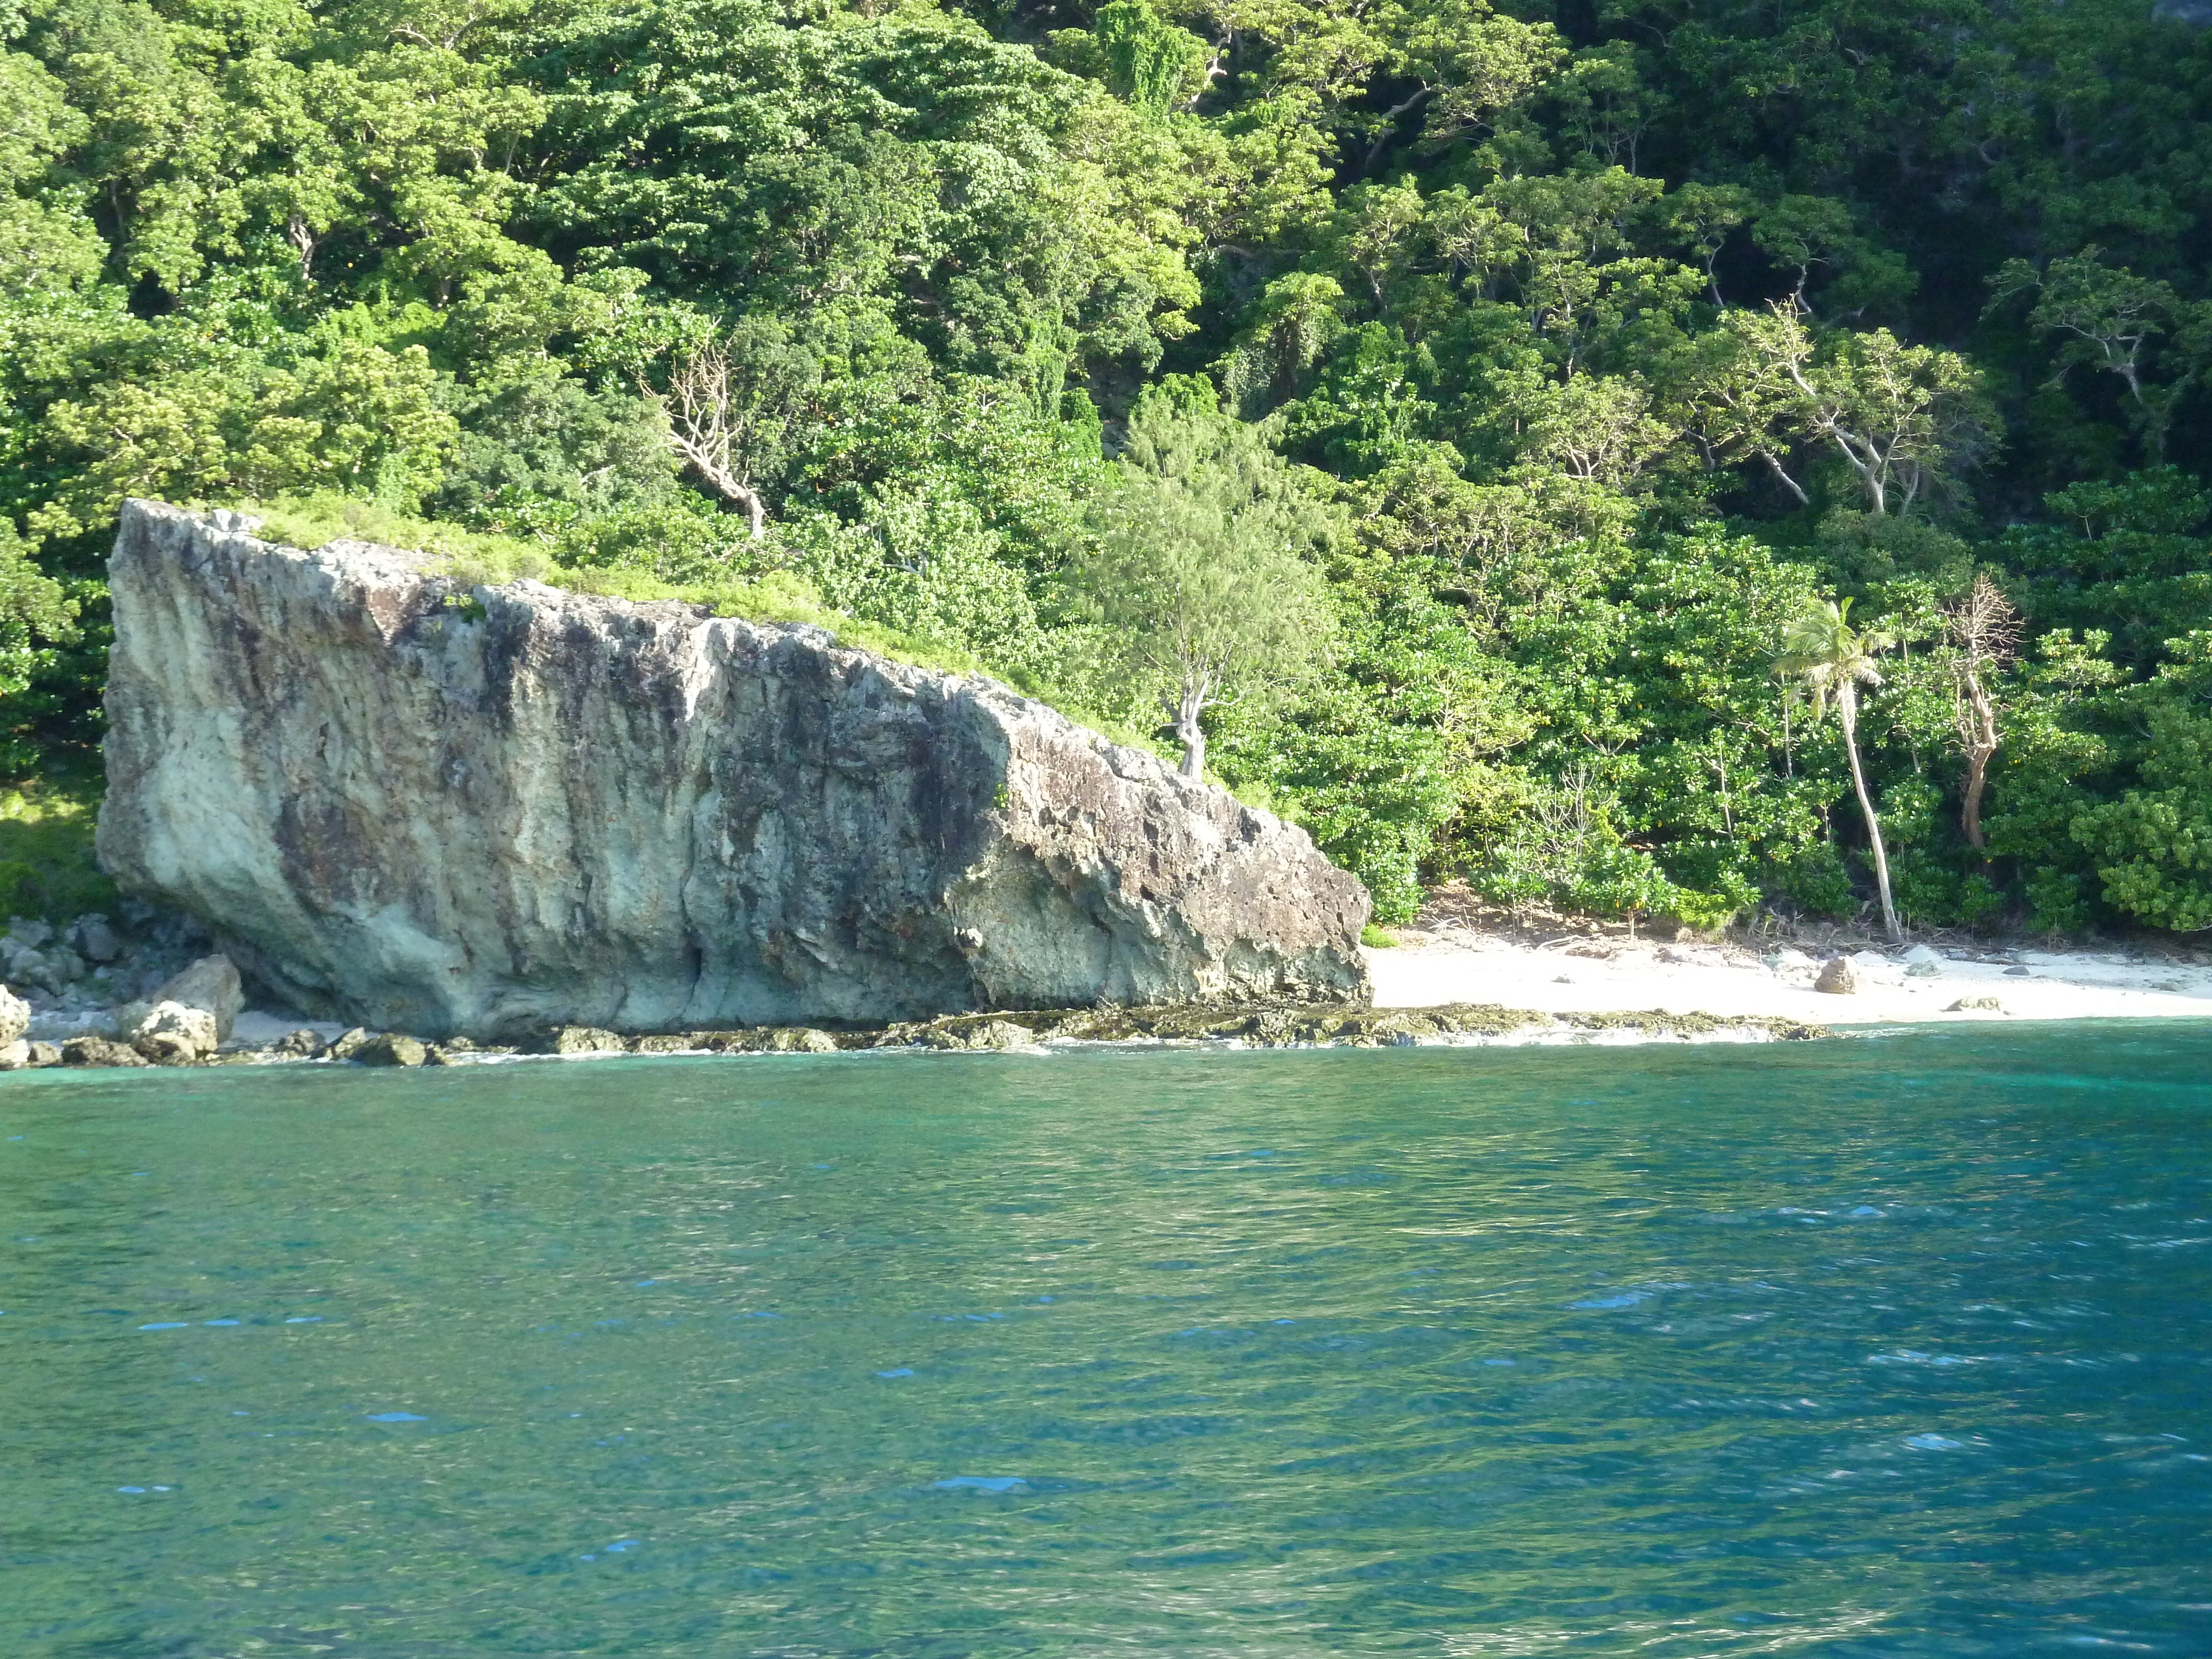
[1761,449,1811,508]
[286,214,315,279]
[1174,682,1207,780]
[1362,86,1434,174]
[643,364,770,540]
[681,455,768,539]
[1840,691,1901,940]
[1961,747,1991,851]
[1960,675,1997,850]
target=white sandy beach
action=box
[1365,930,2212,1027]
[29,929,2205,1053]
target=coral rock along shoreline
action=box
[92,501,1369,1040]
[0,997,1827,1072]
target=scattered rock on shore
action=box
[921,1019,1036,1051]
[62,1036,150,1067]
[531,1027,626,1056]
[321,1028,372,1062]
[155,956,244,1036]
[108,953,248,1062]
[355,1032,427,1067]
[0,998,1830,1069]
[122,1001,219,1060]
[1814,956,1859,994]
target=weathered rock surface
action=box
[113,953,244,1060]
[523,1025,625,1056]
[355,1032,427,1067]
[0,1038,62,1069]
[71,916,123,963]
[24,998,1829,1067]
[321,1029,373,1062]
[98,500,1370,1037]
[0,983,28,1045]
[124,1001,220,1061]
[63,1035,149,1067]
[6,903,220,1045]
[1813,956,1859,995]
[158,955,245,1039]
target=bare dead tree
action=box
[1942,574,2021,851]
[285,214,316,279]
[640,340,771,539]
[1181,27,1233,111]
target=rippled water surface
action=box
[4,1028,2211,1657]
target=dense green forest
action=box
[3,0,2211,934]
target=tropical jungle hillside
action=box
[3,0,2211,935]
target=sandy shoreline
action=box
[23,926,2210,1065]
[1365,928,2212,1026]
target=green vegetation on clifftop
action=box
[244,493,1187,768]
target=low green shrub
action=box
[0,775,116,920]
[247,494,993,677]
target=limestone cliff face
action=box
[97,501,1370,1036]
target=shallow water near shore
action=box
[3,1027,2210,1657]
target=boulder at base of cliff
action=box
[123,1000,220,1062]
[0,983,28,1045]
[62,1036,150,1067]
[355,1032,427,1067]
[96,501,1372,1039]
[153,954,244,1039]
[117,956,244,1044]
[113,953,244,1059]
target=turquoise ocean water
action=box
[2,1026,2209,1656]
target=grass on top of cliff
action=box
[234,496,1188,774]
[246,494,991,669]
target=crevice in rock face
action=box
[98,500,1372,1038]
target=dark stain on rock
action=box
[98,501,1372,1039]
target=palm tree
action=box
[1776,596,1902,941]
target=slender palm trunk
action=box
[1839,690,1901,940]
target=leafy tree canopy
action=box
[4,0,2212,934]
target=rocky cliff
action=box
[97,500,1370,1037]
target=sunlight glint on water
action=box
[2,1027,2209,1656]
